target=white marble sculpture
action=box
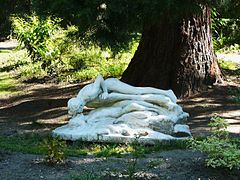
[53,75,191,144]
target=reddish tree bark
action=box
[121,6,222,97]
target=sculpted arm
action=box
[96,75,108,99]
[96,75,108,94]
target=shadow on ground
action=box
[0,79,239,138]
[0,82,87,136]
[180,85,240,137]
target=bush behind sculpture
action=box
[11,15,69,73]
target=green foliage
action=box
[94,144,133,157]
[217,44,240,53]
[0,131,188,158]
[69,172,101,180]
[11,15,67,73]
[218,59,238,71]
[228,87,240,104]
[57,37,138,82]
[0,0,31,38]
[209,116,229,138]
[209,116,229,130]
[189,116,240,170]
[212,8,240,51]
[30,0,212,47]
[7,14,138,81]
[43,136,67,165]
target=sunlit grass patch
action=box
[67,58,129,82]
[0,49,12,55]
[218,59,238,71]
[0,49,13,65]
[0,72,19,95]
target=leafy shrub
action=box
[11,15,71,73]
[189,116,240,170]
[208,116,229,137]
[61,39,138,82]
[212,10,240,51]
[43,136,66,165]
[10,14,138,81]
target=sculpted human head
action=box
[67,97,85,118]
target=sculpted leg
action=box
[104,78,177,103]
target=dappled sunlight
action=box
[20,128,53,135]
[0,72,19,95]
[180,84,240,137]
[74,158,105,165]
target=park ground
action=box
[0,40,239,179]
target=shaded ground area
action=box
[180,85,240,137]
[0,82,88,136]
[1,149,239,179]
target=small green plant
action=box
[189,116,240,170]
[43,136,66,165]
[12,16,61,69]
[228,87,240,104]
[69,171,101,180]
[124,136,147,179]
[147,159,164,169]
[209,116,229,138]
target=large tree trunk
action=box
[121,6,222,97]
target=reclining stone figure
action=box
[53,75,191,144]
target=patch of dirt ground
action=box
[1,149,239,180]
[0,72,239,179]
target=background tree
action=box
[0,0,31,39]
[121,1,223,97]
[4,0,239,97]
[28,0,227,97]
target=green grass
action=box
[0,49,28,95]
[0,72,19,95]
[0,49,12,60]
[0,134,189,157]
[0,134,46,154]
[218,59,238,71]
[0,42,135,83]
